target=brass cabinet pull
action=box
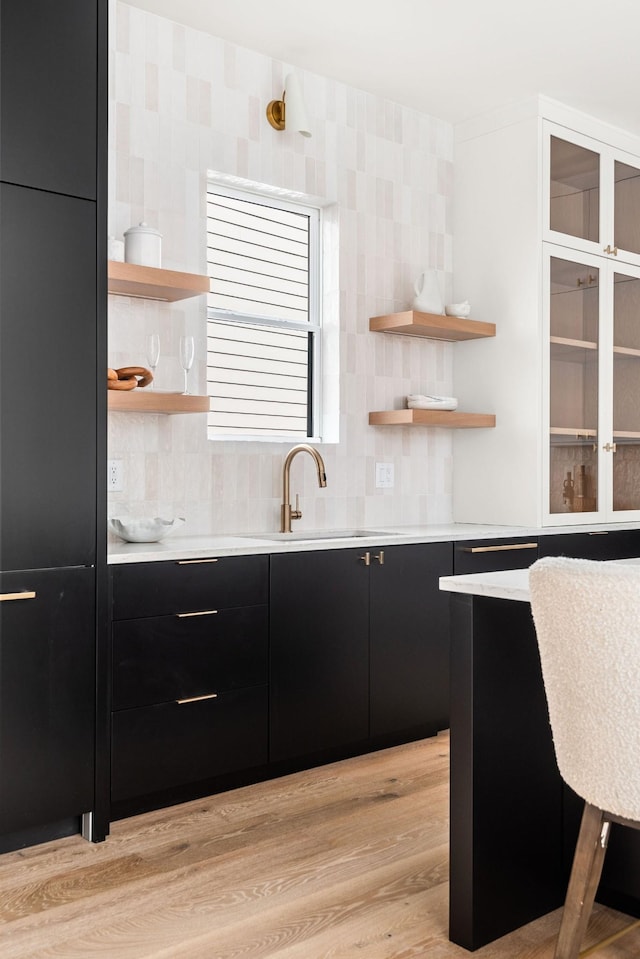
[462,543,537,554]
[176,609,218,618]
[360,552,371,566]
[603,442,617,453]
[0,591,36,602]
[176,692,218,705]
[373,551,385,565]
[604,244,618,256]
[176,558,219,565]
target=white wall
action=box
[108,1,456,536]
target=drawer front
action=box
[112,605,268,710]
[111,685,268,802]
[453,538,539,574]
[538,530,640,561]
[110,554,268,620]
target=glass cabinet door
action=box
[548,255,599,515]
[548,127,640,266]
[549,135,600,244]
[614,160,640,258]
[612,270,640,511]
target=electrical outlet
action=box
[375,462,394,489]
[107,459,124,492]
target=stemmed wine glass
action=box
[179,335,195,394]
[146,333,160,390]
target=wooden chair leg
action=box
[555,803,610,959]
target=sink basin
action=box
[246,528,388,542]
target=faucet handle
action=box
[291,492,302,521]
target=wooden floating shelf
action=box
[108,391,209,414]
[369,310,496,341]
[368,409,496,429]
[107,261,209,302]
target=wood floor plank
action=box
[0,732,637,959]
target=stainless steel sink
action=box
[246,528,388,542]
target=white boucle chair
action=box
[529,556,640,959]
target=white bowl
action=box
[406,394,458,411]
[445,301,471,318]
[108,516,185,543]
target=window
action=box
[206,184,321,439]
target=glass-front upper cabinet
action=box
[612,268,640,512]
[545,122,640,266]
[546,247,640,522]
[547,252,599,517]
[549,135,600,246]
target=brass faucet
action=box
[280,444,327,533]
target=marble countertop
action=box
[107,520,640,565]
[439,567,532,602]
[439,554,640,603]
[107,523,525,564]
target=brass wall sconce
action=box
[266,72,312,138]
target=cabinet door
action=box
[370,543,452,739]
[0,184,97,570]
[0,567,95,834]
[545,247,640,523]
[270,549,369,762]
[545,123,640,268]
[613,151,640,263]
[546,249,601,521]
[0,0,98,198]
[611,265,640,514]
[546,128,602,255]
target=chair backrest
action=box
[529,556,640,821]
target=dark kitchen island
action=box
[440,564,640,951]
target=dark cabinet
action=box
[370,542,451,739]
[0,184,97,571]
[270,549,370,762]
[453,537,539,574]
[270,543,452,763]
[110,556,269,810]
[112,606,268,711]
[538,529,640,560]
[112,688,268,803]
[110,555,267,620]
[0,567,95,835]
[0,0,98,199]
[0,0,106,848]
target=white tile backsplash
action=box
[108,0,455,538]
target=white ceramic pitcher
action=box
[412,269,444,314]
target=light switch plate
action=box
[375,462,394,489]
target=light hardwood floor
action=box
[1,732,639,958]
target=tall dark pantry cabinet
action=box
[0,1,107,849]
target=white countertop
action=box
[439,555,640,603]
[107,520,640,565]
[439,567,532,602]
[107,523,525,564]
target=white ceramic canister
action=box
[124,222,162,267]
